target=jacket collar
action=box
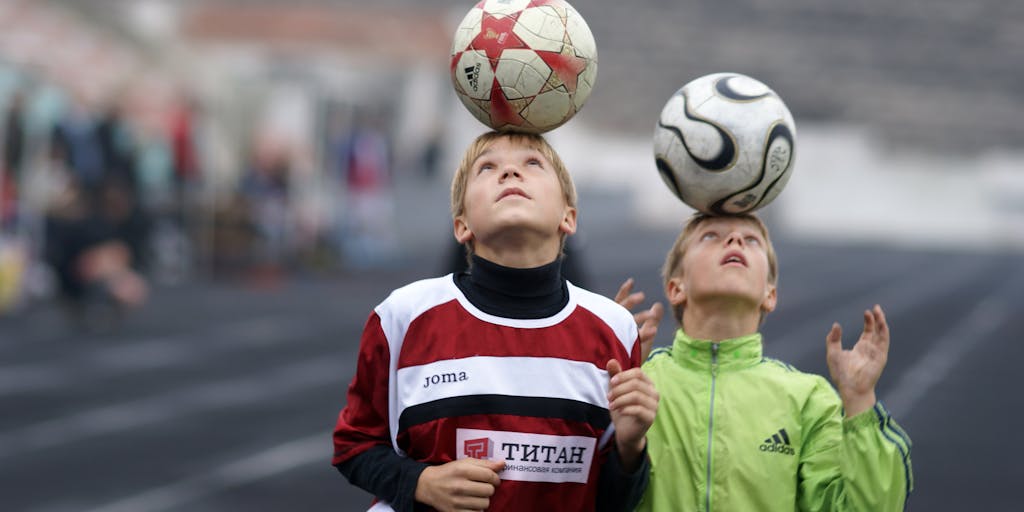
[671,329,763,371]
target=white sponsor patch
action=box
[456,428,596,484]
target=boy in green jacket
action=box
[624,212,912,511]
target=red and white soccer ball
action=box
[450,0,597,134]
[654,73,797,215]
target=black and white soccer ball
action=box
[654,72,796,215]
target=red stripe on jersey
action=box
[399,301,634,370]
[332,312,391,465]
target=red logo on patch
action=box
[464,437,492,459]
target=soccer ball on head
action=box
[654,73,797,215]
[450,0,597,134]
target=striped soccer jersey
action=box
[333,274,641,511]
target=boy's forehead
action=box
[473,144,545,168]
[697,216,761,231]
[481,138,540,154]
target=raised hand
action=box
[825,304,890,417]
[606,359,659,472]
[614,278,665,361]
[414,458,505,512]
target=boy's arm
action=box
[596,443,651,512]
[796,304,912,511]
[597,337,658,511]
[333,312,425,511]
[333,312,504,511]
[797,383,913,512]
[337,446,429,511]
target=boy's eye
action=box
[526,158,542,167]
[745,236,761,246]
[478,163,495,172]
[700,232,718,241]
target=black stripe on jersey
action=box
[398,395,611,432]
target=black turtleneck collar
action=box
[453,254,570,319]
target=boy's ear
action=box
[453,217,473,244]
[559,206,577,236]
[761,284,777,314]
[665,276,686,308]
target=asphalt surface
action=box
[1,214,1021,511]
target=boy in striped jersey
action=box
[332,131,659,511]
[624,213,913,511]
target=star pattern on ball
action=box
[450,0,595,132]
[536,33,587,93]
[485,82,531,128]
[470,10,528,67]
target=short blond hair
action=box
[450,131,577,260]
[661,213,779,325]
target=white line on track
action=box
[0,316,305,396]
[767,255,991,365]
[82,432,328,512]
[883,288,1013,417]
[0,357,342,459]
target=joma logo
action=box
[423,371,468,388]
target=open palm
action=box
[825,305,890,417]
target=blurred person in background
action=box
[96,98,139,191]
[43,172,149,328]
[2,90,27,232]
[239,133,293,282]
[339,108,399,268]
[50,95,105,199]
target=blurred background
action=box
[0,0,1021,510]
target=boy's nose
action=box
[725,232,743,245]
[500,166,521,180]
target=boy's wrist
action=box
[413,466,437,507]
[615,436,647,472]
[841,390,876,418]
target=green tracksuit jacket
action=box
[637,330,913,512]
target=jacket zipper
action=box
[705,343,719,512]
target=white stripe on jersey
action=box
[567,282,639,357]
[396,356,611,413]
[375,275,460,453]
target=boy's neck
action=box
[682,301,762,342]
[454,254,568,320]
[474,237,561,269]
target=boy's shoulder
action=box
[567,282,636,326]
[757,356,838,401]
[645,348,831,388]
[376,274,458,319]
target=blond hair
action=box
[450,131,577,260]
[661,213,779,325]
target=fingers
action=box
[860,308,875,340]
[615,278,646,312]
[873,304,890,345]
[607,368,658,409]
[417,460,502,511]
[614,278,634,303]
[608,375,659,431]
[462,458,504,486]
[637,302,663,361]
[825,322,842,348]
[636,302,664,330]
[606,359,623,378]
